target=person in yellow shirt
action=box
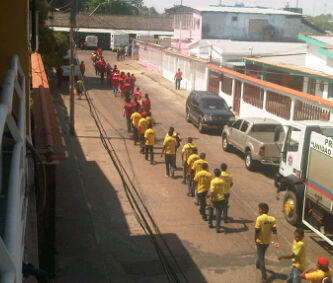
[144,122,156,164]
[207,169,226,233]
[137,112,148,153]
[220,163,233,222]
[301,257,331,283]
[186,149,199,197]
[181,137,197,184]
[278,228,306,283]
[130,110,141,145]
[255,202,280,282]
[161,127,177,177]
[193,163,212,221]
[145,111,156,127]
[192,153,208,204]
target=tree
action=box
[309,14,333,32]
[88,0,143,15]
[37,0,69,69]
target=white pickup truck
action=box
[221,117,284,170]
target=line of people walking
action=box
[98,50,331,283]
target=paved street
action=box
[54,50,332,283]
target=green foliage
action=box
[87,0,159,16]
[36,0,69,70]
[309,14,333,32]
[39,28,69,69]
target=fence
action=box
[137,41,333,123]
[0,55,27,282]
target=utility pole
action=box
[178,0,183,51]
[69,0,75,135]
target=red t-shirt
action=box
[129,76,136,86]
[112,75,119,86]
[175,71,182,80]
[131,101,138,112]
[133,90,142,98]
[124,102,133,117]
[122,82,131,93]
[142,98,151,112]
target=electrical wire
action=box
[79,75,188,282]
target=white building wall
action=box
[201,12,301,41]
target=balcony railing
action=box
[0,55,27,283]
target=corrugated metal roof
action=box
[47,12,173,31]
[188,39,307,56]
[192,6,301,16]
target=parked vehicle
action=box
[84,35,98,49]
[60,52,80,78]
[222,117,283,170]
[110,33,129,51]
[274,120,333,246]
[185,91,234,133]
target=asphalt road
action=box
[55,50,332,283]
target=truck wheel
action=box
[245,150,256,171]
[283,190,300,226]
[186,110,191,123]
[198,118,204,133]
[222,134,230,151]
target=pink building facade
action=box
[171,8,202,53]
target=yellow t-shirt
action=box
[130,112,141,128]
[194,170,212,194]
[182,143,197,161]
[220,171,233,194]
[255,214,277,245]
[144,128,156,146]
[146,116,156,126]
[163,135,177,154]
[138,118,148,134]
[186,153,200,174]
[305,269,331,283]
[192,159,208,176]
[292,239,306,271]
[210,177,226,202]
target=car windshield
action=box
[201,99,228,110]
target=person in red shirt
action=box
[133,87,142,99]
[130,74,136,94]
[79,61,85,76]
[141,93,151,112]
[131,97,139,113]
[112,73,120,96]
[123,98,134,132]
[122,79,132,100]
[174,68,182,90]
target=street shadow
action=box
[51,84,207,282]
[221,218,253,234]
[266,270,288,282]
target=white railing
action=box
[0,55,27,283]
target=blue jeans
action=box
[223,193,230,220]
[208,200,225,230]
[286,266,302,283]
[113,85,119,95]
[186,175,194,196]
[256,243,269,280]
[165,154,175,176]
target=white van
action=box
[60,52,80,77]
[85,35,98,49]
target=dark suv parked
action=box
[185,91,235,132]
